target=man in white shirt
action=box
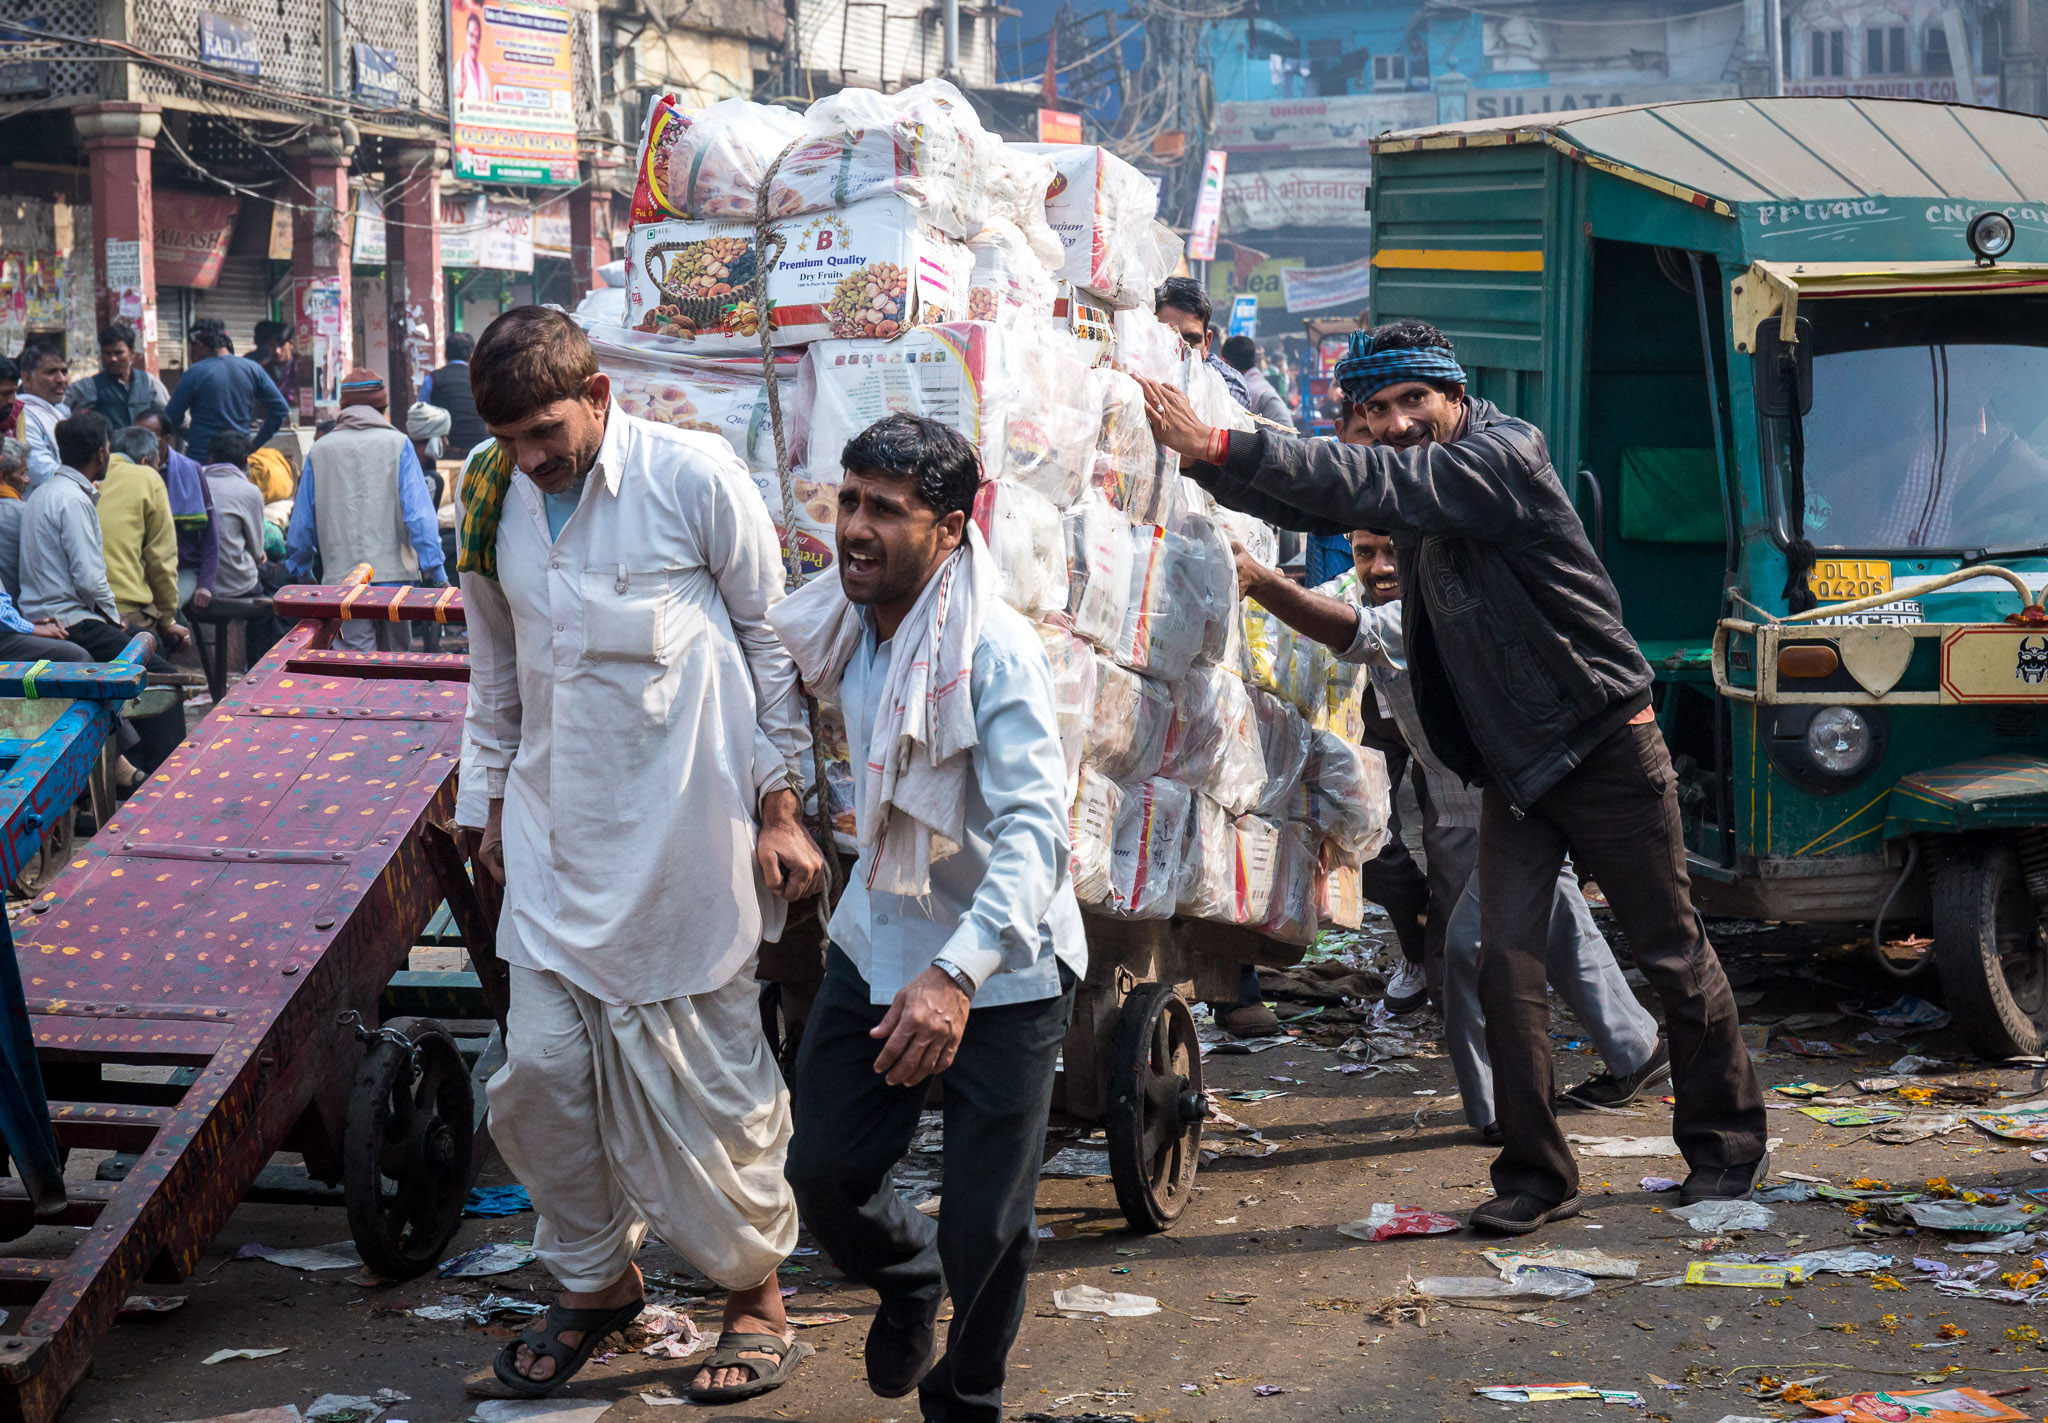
[16,342,70,491]
[460,307,824,1403]
[771,414,1083,1423]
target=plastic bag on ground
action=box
[1104,777,1192,919]
[974,480,1068,617]
[1250,688,1311,818]
[1035,622,1096,792]
[1052,1284,1161,1319]
[1068,767,1121,906]
[1063,492,1132,649]
[1084,657,1172,785]
[631,81,996,238]
[1259,822,1320,944]
[1668,1200,1776,1233]
[1336,1204,1460,1241]
[1416,1268,1596,1300]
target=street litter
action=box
[1860,996,1954,1032]
[236,1241,363,1271]
[787,1311,853,1326]
[1335,1204,1459,1241]
[1778,1012,1843,1031]
[1251,1385,1288,1396]
[1860,1078,1909,1093]
[1041,1147,1114,1177]
[1802,1386,2027,1421]
[202,1348,290,1365]
[440,1244,539,1278]
[1473,1384,1643,1405]
[1964,1105,2048,1142]
[119,1295,187,1315]
[1782,1039,1846,1056]
[632,1303,704,1357]
[1773,1082,1828,1097]
[1669,1200,1776,1233]
[1904,1200,2041,1233]
[1872,1114,1966,1145]
[1199,1135,1278,1163]
[463,1185,532,1218]
[1569,1134,1679,1157]
[1757,1182,1817,1202]
[410,1294,545,1324]
[1891,1054,1947,1074]
[469,1402,617,1423]
[1800,1105,1904,1126]
[1203,1035,1292,1055]
[164,1411,303,1423]
[1684,1262,1796,1288]
[1949,1231,2048,1255]
[1788,1249,1895,1276]
[1640,1177,1680,1192]
[1224,1089,1288,1102]
[1209,1291,1257,1304]
[1416,1267,1596,1300]
[306,1391,409,1423]
[1053,1285,1161,1319]
[1483,1247,1638,1279]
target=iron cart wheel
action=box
[1106,982,1206,1233]
[343,1015,475,1280]
[1933,838,2048,1059]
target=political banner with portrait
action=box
[450,0,577,185]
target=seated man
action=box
[19,412,187,773]
[135,410,220,614]
[775,414,1082,1423]
[199,432,286,666]
[0,435,32,600]
[97,426,192,650]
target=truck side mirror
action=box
[1753,317,1812,418]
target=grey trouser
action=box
[1439,851,1660,1130]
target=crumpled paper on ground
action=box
[1335,1204,1460,1242]
[440,1244,539,1277]
[1483,1247,1638,1279]
[1905,1199,2042,1233]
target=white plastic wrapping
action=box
[1178,514,1240,665]
[1318,862,1364,931]
[1320,657,1369,741]
[1063,491,1132,650]
[798,322,1008,492]
[1241,602,1295,699]
[1001,327,1103,507]
[1111,307,1184,383]
[1116,525,1221,681]
[1036,621,1097,792]
[1019,144,1176,309]
[1161,664,1267,815]
[592,331,802,495]
[1302,729,1393,867]
[1085,656,1172,785]
[967,217,1058,327]
[630,81,996,239]
[1069,766,1121,907]
[1260,822,1321,945]
[1251,687,1311,818]
[1233,814,1281,926]
[1175,792,1238,922]
[1105,776,1192,920]
[976,480,1068,617]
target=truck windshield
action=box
[1764,295,2048,555]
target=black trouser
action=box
[63,619,187,773]
[0,631,90,666]
[787,948,1074,1423]
[1354,748,1429,967]
[1478,721,1766,1205]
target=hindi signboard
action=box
[1221,166,1370,232]
[450,0,578,185]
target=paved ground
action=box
[52,902,2048,1423]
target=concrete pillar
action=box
[384,143,446,417]
[2006,0,2041,113]
[568,160,619,307]
[75,103,162,373]
[288,126,357,424]
[1740,0,1777,94]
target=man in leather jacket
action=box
[1136,321,1767,1234]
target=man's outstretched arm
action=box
[1233,542,1360,651]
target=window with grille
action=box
[1809,28,1845,75]
[1866,24,1908,72]
[1924,23,1952,73]
[1372,52,1406,84]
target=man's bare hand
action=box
[869,965,970,1087]
[1132,374,1218,463]
[31,620,65,640]
[757,788,824,902]
[160,622,192,650]
[1231,538,1276,603]
[191,587,213,611]
[478,797,506,884]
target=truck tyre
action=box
[1932,838,2048,1059]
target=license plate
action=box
[1812,559,1893,602]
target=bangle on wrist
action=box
[1206,427,1231,466]
[936,962,975,997]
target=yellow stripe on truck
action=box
[1371,249,1545,272]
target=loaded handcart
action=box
[0,574,503,1423]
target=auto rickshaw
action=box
[1367,96,2048,1056]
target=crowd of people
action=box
[432,293,1767,1423]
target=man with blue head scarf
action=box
[1135,319,1766,1236]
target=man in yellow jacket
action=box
[99,425,191,650]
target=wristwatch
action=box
[934,961,975,998]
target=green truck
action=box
[1366,97,2048,1056]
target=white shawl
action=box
[768,524,994,896]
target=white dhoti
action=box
[487,963,797,1293]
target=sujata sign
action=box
[1462,81,1735,120]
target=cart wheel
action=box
[1933,838,2047,1058]
[1106,982,1204,1233]
[344,1016,475,1280]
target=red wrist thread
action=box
[1207,428,1230,465]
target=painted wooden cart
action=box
[0,578,504,1423]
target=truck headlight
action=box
[1768,704,1887,792]
[1806,706,1873,776]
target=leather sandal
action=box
[687,1330,813,1403]
[491,1297,645,1398]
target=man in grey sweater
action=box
[199,431,284,665]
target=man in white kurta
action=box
[459,307,822,1402]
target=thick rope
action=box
[750,135,842,926]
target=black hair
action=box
[840,413,980,519]
[446,331,476,362]
[18,341,63,374]
[55,410,112,468]
[207,430,253,469]
[0,356,18,383]
[1154,275,1211,326]
[189,317,231,354]
[253,320,291,350]
[471,307,597,425]
[1357,319,1454,356]
[98,322,137,350]
[1219,335,1258,372]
